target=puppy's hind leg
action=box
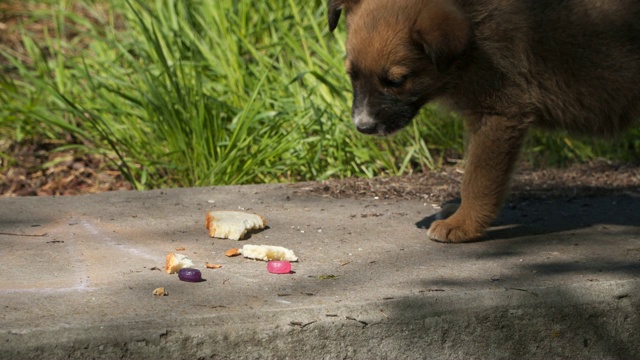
[428,115,529,243]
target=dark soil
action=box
[292,161,640,204]
[0,139,131,196]
[3,136,638,199]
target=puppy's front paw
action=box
[427,219,484,243]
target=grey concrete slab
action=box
[0,184,638,359]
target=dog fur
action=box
[328,0,640,242]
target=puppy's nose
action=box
[353,108,378,134]
[356,123,378,134]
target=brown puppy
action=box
[327,0,640,243]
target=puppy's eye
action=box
[380,76,406,88]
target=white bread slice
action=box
[165,252,194,274]
[240,244,298,262]
[205,211,266,240]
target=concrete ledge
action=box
[1,184,639,359]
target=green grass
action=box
[1,0,638,190]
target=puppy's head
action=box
[328,0,471,135]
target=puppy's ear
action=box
[328,0,360,32]
[413,1,471,72]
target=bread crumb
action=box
[205,211,266,240]
[165,253,195,274]
[240,244,298,262]
[153,287,167,296]
[225,248,241,257]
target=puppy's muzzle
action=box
[352,107,380,135]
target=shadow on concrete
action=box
[382,189,640,357]
[416,191,639,242]
[392,244,640,357]
[383,282,640,358]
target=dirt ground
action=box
[2,136,638,202]
[0,139,132,196]
[293,161,640,204]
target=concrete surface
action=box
[0,184,638,359]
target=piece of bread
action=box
[153,287,167,296]
[240,244,298,262]
[225,248,241,257]
[205,211,266,240]
[165,252,194,274]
